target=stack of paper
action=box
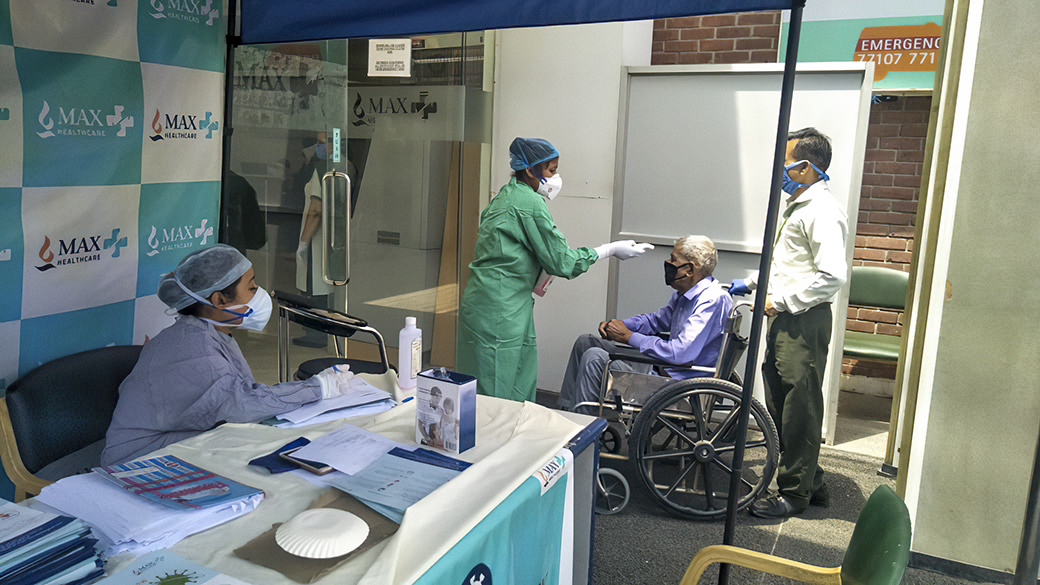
[0,498,103,585]
[273,378,395,428]
[35,458,263,557]
[325,450,465,523]
[97,548,250,585]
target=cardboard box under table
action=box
[100,374,604,585]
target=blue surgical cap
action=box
[157,244,252,310]
[509,137,559,171]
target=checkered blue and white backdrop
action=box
[0,0,227,497]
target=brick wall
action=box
[653,13,931,380]
[652,12,781,65]
[845,95,930,378]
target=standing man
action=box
[730,127,848,519]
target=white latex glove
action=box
[594,240,654,261]
[295,240,309,266]
[313,365,354,399]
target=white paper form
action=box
[272,399,395,428]
[276,378,393,425]
[290,423,400,475]
[326,454,460,512]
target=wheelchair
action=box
[584,300,779,519]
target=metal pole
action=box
[219,0,240,241]
[718,3,804,584]
[1013,419,1040,585]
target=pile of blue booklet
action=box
[0,498,103,585]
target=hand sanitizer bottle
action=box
[398,316,422,390]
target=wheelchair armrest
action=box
[607,345,664,365]
[607,344,715,373]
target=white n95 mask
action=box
[224,287,273,331]
[537,173,563,200]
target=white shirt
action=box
[748,180,848,314]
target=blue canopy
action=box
[240,0,798,44]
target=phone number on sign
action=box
[855,51,936,65]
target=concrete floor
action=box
[239,329,1002,584]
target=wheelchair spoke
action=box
[661,458,699,499]
[711,458,755,490]
[708,407,740,446]
[702,463,717,510]
[652,412,698,447]
[641,448,696,461]
[714,439,768,454]
[688,394,707,441]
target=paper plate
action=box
[275,508,370,559]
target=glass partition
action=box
[223,33,491,381]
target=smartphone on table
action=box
[278,446,334,475]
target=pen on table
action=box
[402,396,414,403]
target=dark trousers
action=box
[762,302,831,509]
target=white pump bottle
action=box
[398,316,422,390]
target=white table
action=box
[102,390,600,585]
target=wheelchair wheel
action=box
[628,378,778,520]
[599,424,623,455]
[595,467,630,515]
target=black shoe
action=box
[810,483,829,507]
[749,493,804,519]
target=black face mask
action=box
[664,261,691,286]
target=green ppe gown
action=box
[456,177,598,402]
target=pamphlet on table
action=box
[93,455,264,510]
[96,548,250,585]
[0,498,103,585]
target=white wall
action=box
[904,0,1040,573]
[491,21,652,393]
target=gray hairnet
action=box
[509,137,559,171]
[157,244,252,310]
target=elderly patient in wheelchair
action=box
[558,235,733,415]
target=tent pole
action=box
[219,0,241,240]
[718,3,804,584]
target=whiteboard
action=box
[610,63,873,444]
[615,63,870,251]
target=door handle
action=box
[321,171,350,285]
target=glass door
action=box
[223,34,491,384]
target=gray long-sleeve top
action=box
[102,315,322,465]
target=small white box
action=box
[416,368,476,454]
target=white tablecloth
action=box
[104,389,585,585]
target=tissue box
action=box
[416,368,476,454]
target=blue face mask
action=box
[315,142,327,160]
[781,160,830,195]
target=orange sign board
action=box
[854,22,942,82]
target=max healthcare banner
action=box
[0,0,225,498]
[414,450,575,585]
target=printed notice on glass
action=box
[368,39,411,78]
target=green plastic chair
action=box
[843,266,910,362]
[680,485,912,585]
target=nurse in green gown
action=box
[456,137,653,402]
